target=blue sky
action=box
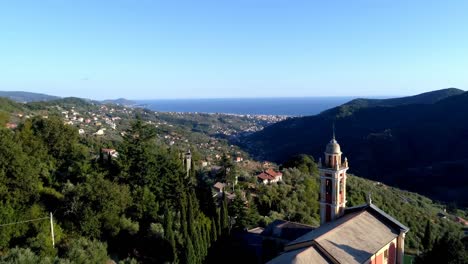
[0,0,467,99]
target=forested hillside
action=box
[203,154,466,263]
[240,89,468,206]
[0,117,226,263]
[1,95,466,263]
[0,91,59,102]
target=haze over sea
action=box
[137,97,359,116]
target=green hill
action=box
[0,91,59,102]
[240,89,468,205]
[0,97,25,113]
[102,98,136,106]
[322,88,464,118]
[346,174,464,253]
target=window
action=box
[325,179,332,203]
[325,179,332,194]
[383,248,389,264]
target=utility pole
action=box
[50,212,55,248]
[0,214,55,247]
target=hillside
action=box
[240,89,468,205]
[0,91,60,102]
[0,97,25,113]
[321,88,464,118]
[102,98,136,106]
[345,175,464,253]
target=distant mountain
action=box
[239,88,468,205]
[25,97,98,112]
[102,98,136,106]
[321,88,464,117]
[0,91,60,102]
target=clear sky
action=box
[0,0,467,99]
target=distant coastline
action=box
[136,97,360,116]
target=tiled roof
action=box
[270,203,409,264]
[262,220,316,242]
[266,168,283,177]
[267,244,333,264]
[213,182,226,189]
[257,169,282,180]
[258,172,275,180]
[248,227,265,234]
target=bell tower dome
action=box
[319,130,349,224]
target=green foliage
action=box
[63,172,132,238]
[0,247,53,264]
[416,232,468,264]
[282,154,318,175]
[0,112,9,127]
[0,238,109,264]
[346,175,464,252]
[422,220,433,251]
[63,237,109,264]
[0,117,221,263]
[255,168,320,226]
[220,194,229,233]
[0,97,25,112]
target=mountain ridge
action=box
[320,87,464,117]
[240,88,468,205]
[0,91,60,102]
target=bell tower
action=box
[319,131,349,224]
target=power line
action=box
[0,213,55,248]
[0,216,49,228]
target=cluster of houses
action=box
[61,105,129,136]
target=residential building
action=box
[257,169,283,185]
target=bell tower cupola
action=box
[319,128,349,224]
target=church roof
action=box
[268,204,409,264]
[261,219,317,242]
[267,244,333,264]
[325,138,341,154]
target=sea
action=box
[136,97,357,117]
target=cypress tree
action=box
[220,194,229,234]
[201,225,207,256]
[185,238,197,264]
[211,217,218,242]
[180,194,189,241]
[187,193,196,237]
[422,219,432,250]
[164,204,177,263]
[205,219,211,246]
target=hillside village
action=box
[2,98,287,169]
[0,96,467,263]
